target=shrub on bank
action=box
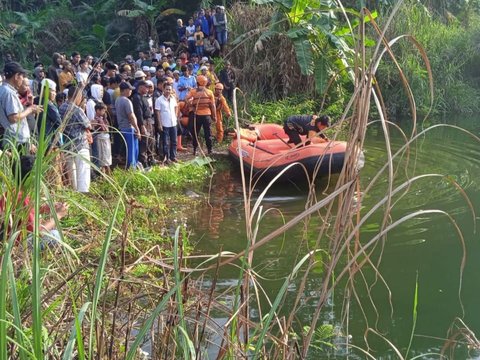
[376,2,480,116]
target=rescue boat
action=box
[228,123,346,182]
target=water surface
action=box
[189,115,480,358]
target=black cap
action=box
[3,62,27,77]
[119,82,135,90]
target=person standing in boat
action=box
[283,114,330,146]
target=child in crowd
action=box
[194,25,205,56]
[55,92,66,108]
[92,103,112,175]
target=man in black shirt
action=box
[283,114,330,146]
[132,80,156,167]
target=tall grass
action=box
[377,0,480,115]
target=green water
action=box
[189,115,480,358]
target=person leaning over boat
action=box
[283,114,330,146]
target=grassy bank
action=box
[0,149,216,359]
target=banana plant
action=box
[117,0,185,44]
[251,0,377,93]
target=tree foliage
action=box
[0,0,199,66]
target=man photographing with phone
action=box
[0,62,43,153]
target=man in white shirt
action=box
[76,59,89,86]
[155,84,178,163]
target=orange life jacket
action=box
[187,88,214,116]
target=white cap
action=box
[41,78,57,91]
[200,66,208,72]
[142,65,150,71]
[149,66,156,73]
[134,70,147,78]
[145,80,154,87]
[201,56,209,63]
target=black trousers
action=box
[283,125,303,145]
[139,122,156,166]
[188,113,213,153]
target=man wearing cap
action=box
[133,70,147,89]
[172,70,181,96]
[214,83,231,143]
[116,82,141,168]
[213,6,228,54]
[186,75,216,155]
[283,115,330,146]
[0,62,43,151]
[58,86,92,192]
[132,80,156,167]
[149,67,156,80]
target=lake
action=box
[189,115,480,359]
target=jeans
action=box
[120,127,139,168]
[91,136,100,175]
[216,30,227,45]
[196,45,204,56]
[188,40,196,54]
[161,126,177,161]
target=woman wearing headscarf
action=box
[86,83,105,173]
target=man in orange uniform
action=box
[177,100,189,151]
[213,82,231,143]
[186,75,216,155]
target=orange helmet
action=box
[196,75,208,86]
[214,82,224,90]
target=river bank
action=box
[18,151,229,358]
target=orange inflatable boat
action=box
[228,124,346,182]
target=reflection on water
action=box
[189,115,480,358]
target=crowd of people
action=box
[0,5,237,194]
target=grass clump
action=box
[92,160,212,197]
